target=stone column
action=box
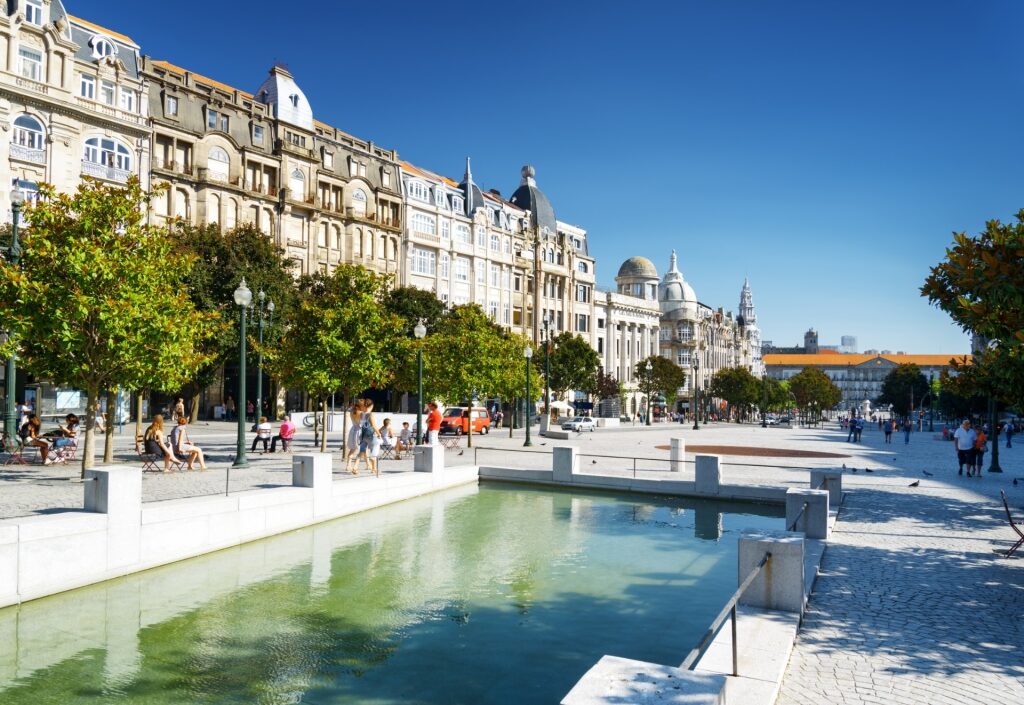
[552,446,579,483]
[292,453,333,518]
[785,488,829,539]
[810,469,842,508]
[670,438,685,473]
[695,454,721,494]
[415,445,444,473]
[84,466,142,570]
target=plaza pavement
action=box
[1,418,1022,704]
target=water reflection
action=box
[0,483,781,705]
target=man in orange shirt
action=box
[426,402,442,446]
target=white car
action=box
[562,416,596,432]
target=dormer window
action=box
[91,37,117,61]
[408,180,429,202]
[289,94,299,108]
[25,0,43,26]
[323,151,334,169]
[451,196,464,212]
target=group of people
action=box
[142,414,206,472]
[250,415,295,453]
[343,399,417,476]
[953,419,992,477]
[15,412,79,465]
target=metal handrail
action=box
[787,501,809,532]
[681,551,772,676]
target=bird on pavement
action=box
[865,468,874,473]
[1014,478,1019,486]
[852,467,857,472]
[458,450,464,456]
[923,470,934,476]
[592,460,597,464]
[909,480,920,487]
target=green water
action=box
[0,483,783,705]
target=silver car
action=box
[562,416,596,432]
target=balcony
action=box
[244,181,278,198]
[73,97,147,126]
[10,144,45,164]
[81,160,130,183]
[153,159,194,176]
[15,76,48,94]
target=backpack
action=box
[359,415,374,443]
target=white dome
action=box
[255,65,313,131]
[658,250,697,313]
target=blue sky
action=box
[79,0,1024,353]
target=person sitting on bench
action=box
[270,415,295,453]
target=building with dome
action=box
[592,257,661,417]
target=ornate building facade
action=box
[142,59,403,278]
[1,0,150,218]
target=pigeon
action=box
[865,468,874,473]
[852,467,858,472]
[540,443,546,446]
[458,450,464,456]
[842,463,847,471]
[923,470,934,477]
[592,460,597,464]
[909,480,920,487]
[1014,478,1019,486]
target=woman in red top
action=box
[426,402,442,446]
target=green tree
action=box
[634,356,688,406]
[266,265,404,452]
[490,333,543,436]
[876,364,930,417]
[421,305,508,447]
[0,178,217,472]
[758,377,791,414]
[172,222,296,421]
[592,370,620,400]
[921,212,1024,411]
[708,367,760,421]
[788,367,842,423]
[547,332,601,401]
[384,286,447,337]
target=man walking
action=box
[847,416,856,442]
[1006,421,1015,449]
[953,419,977,476]
[903,417,913,444]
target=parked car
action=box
[763,417,778,426]
[562,416,596,432]
[440,407,491,435]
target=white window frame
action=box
[440,253,450,279]
[411,212,436,235]
[408,180,429,202]
[577,261,588,273]
[84,136,132,171]
[25,0,43,25]
[19,48,42,82]
[490,233,500,251]
[454,224,471,244]
[454,257,470,282]
[207,146,230,182]
[165,95,178,116]
[476,227,486,248]
[323,151,334,169]
[252,124,264,145]
[441,221,450,240]
[119,87,135,112]
[452,196,464,212]
[490,264,499,287]
[351,189,367,216]
[79,74,95,99]
[91,38,116,60]
[207,109,220,130]
[411,247,436,275]
[12,115,44,150]
[99,80,115,106]
[476,260,485,283]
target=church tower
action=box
[738,277,757,327]
[738,278,764,378]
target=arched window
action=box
[289,169,305,200]
[351,188,367,216]
[84,137,132,172]
[12,115,44,152]
[207,193,221,224]
[577,261,588,274]
[225,198,237,229]
[207,146,229,182]
[91,36,117,60]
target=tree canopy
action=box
[707,366,760,421]
[266,265,403,452]
[788,367,842,416]
[922,212,1024,411]
[0,178,217,470]
[876,364,930,416]
[547,332,601,401]
[634,356,688,404]
[384,286,447,337]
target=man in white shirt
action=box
[953,420,977,476]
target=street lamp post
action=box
[645,360,653,426]
[761,377,768,427]
[985,339,1003,473]
[254,291,274,425]
[523,345,534,447]
[927,372,935,433]
[542,315,551,425]
[4,189,24,442]
[414,320,426,445]
[692,359,701,431]
[233,279,252,467]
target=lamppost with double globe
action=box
[692,358,700,431]
[414,319,426,444]
[254,291,274,425]
[3,188,24,442]
[233,279,252,467]
[523,345,534,447]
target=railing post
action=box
[730,603,738,676]
[785,488,830,539]
[739,531,805,613]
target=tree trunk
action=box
[509,397,515,438]
[103,389,116,464]
[134,391,144,440]
[189,392,200,423]
[319,397,328,453]
[341,392,350,456]
[81,386,99,477]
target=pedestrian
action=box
[426,401,442,446]
[246,399,255,422]
[883,419,893,444]
[1006,421,1015,449]
[973,426,988,476]
[344,399,366,472]
[953,419,977,476]
[854,417,864,442]
[172,397,185,423]
[847,417,856,442]
[270,414,295,453]
[351,399,380,477]
[250,416,272,453]
[902,417,913,444]
[225,395,236,421]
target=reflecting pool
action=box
[0,483,783,704]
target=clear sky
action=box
[78,0,1024,353]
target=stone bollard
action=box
[694,454,721,495]
[670,438,685,473]
[292,453,333,518]
[785,488,830,539]
[84,465,142,569]
[414,445,445,473]
[553,446,579,483]
[810,469,842,508]
[738,530,805,613]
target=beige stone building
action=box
[1,1,150,218]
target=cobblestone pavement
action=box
[777,426,1024,705]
